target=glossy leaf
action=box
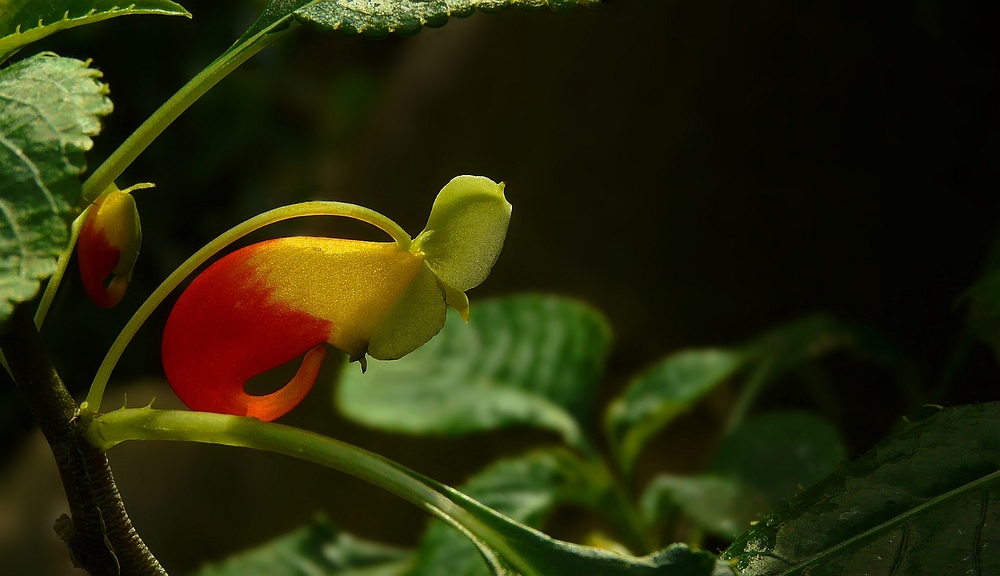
[193,516,412,576]
[642,412,846,539]
[605,349,746,474]
[409,448,617,576]
[337,295,612,450]
[0,0,190,63]
[722,403,1000,575]
[0,53,112,323]
[240,0,600,43]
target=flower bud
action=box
[78,186,143,308]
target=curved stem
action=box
[35,208,89,330]
[81,24,294,202]
[1,209,91,377]
[725,354,775,435]
[84,201,411,412]
[86,407,536,575]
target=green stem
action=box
[35,209,89,329]
[597,458,652,554]
[86,407,539,576]
[2,307,165,576]
[80,24,295,202]
[0,209,89,376]
[84,201,411,413]
[725,355,775,435]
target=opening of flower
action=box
[161,176,511,421]
[78,184,148,308]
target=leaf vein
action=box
[973,490,988,576]
[0,132,57,214]
[0,198,29,277]
[774,470,1000,576]
[886,526,906,576]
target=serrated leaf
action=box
[0,53,112,323]
[193,516,412,576]
[721,403,1000,575]
[605,349,747,474]
[409,448,617,576]
[642,412,846,540]
[0,0,190,63]
[336,295,611,450]
[239,0,599,44]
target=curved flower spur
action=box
[161,176,511,421]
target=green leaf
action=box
[413,175,511,294]
[193,516,413,576]
[337,295,612,450]
[0,53,112,323]
[88,407,729,576]
[642,476,748,541]
[409,448,621,576]
[721,403,1000,575]
[244,0,601,42]
[605,349,747,474]
[0,0,190,63]
[642,412,846,539]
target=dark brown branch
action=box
[0,305,166,576]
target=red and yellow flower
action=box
[161,176,511,421]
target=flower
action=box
[161,176,511,421]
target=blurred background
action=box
[1,0,997,573]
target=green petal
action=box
[368,263,448,360]
[413,175,511,292]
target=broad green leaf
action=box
[413,175,511,293]
[242,0,600,42]
[722,403,1000,575]
[605,349,747,474]
[0,53,112,323]
[409,448,625,576]
[0,0,190,63]
[337,295,612,450]
[193,516,412,576]
[642,412,846,539]
[88,407,729,576]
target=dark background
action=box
[0,0,997,573]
